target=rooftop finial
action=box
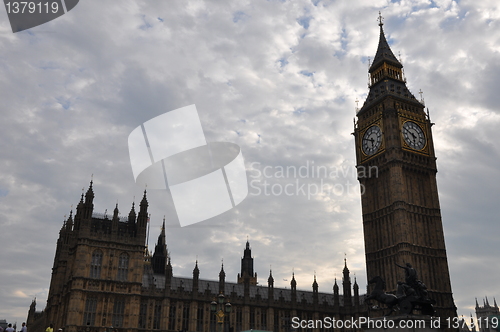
[378,11,384,26]
[419,89,425,105]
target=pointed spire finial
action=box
[378,11,384,26]
[419,89,425,105]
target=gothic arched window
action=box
[90,250,103,279]
[117,253,129,281]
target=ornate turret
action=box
[342,259,352,307]
[112,203,119,220]
[237,240,257,285]
[312,274,319,305]
[475,296,500,332]
[219,262,225,294]
[83,180,94,219]
[291,272,297,303]
[65,210,73,231]
[111,203,119,235]
[193,260,199,294]
[128,202,136,223]
[151,219,167,274]
[137,190,149,239]
[74,192,84,230]
[333,278,340,308]
[353,277,360,308]
[268,269,274,302]
[84,180,94,204]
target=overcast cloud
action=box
[0,0,499,325]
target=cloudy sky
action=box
[1,0,499,325]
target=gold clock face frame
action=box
[402,121,426,150]
[361,125,383,156]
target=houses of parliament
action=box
[27,15,457,332]
[27,183,367,332]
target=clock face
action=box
[362,125,382,156]
[402,121,426,150]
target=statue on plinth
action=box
[365,263,436,316]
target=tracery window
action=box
[83,297,97,326]
[117,253,129,281]
[90,250,103,279]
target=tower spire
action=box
[219,260,226,294]
[238,239,256,285]
[151,219,167,275]
[128,201,136,223]
[369,13,402,73]
[85,178,94,204]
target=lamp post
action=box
[211,293,232,332]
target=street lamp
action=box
[211,293,231,332]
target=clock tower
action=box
[354,14,457,320]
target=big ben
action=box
[354,14,457,321]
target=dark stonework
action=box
[366,264,435,317]
[354,15,457,324]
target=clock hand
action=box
[406,130,417,143]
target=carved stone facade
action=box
[353,17,457,321]
[474,297,499,332]
[27,183,368,332]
